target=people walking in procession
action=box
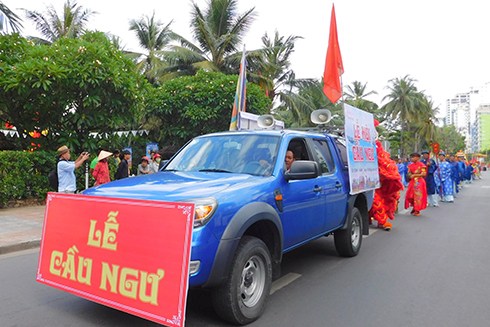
[405,153,427,216]
[420,151,439,207]
[449,154,461,196]
[368,119,404,231]
[396,158,408,186]
[438,153,454,203]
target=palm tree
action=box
[0,2,23,33]
[382,75,424,156]
[274,78,342,127]
[413,95,440,149]
[167,0,256,74]
[247,31,302,103]
[22,0,96,44]
[344,80,378,109]
[128,13,174,84]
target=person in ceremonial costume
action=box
[449,154,461,196]
[396,158,407,186]
[457,156,467,186]
[438,153,454,202]
[405,153,427,216]
[369,120,404,231]
[420,150,439,207]
[402,157,410,186]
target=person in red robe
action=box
[369,120,404,231]
[404,153,427,216]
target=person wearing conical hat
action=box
[93,150,113,186]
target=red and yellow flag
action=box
[323,4,344,104]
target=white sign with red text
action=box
[343,104,380,194]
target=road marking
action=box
[365,227,379,237]
[270,272,301,295]
[481,186,490,188]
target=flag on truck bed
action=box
[229,47,247,131]
[323,4,344,104]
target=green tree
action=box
[434,125,466,155]
[128,13,174,84]
[274,78,342,128]
[0,2,23,33]
[146,70,271,146]
[0,32,149,152]
[247,31,302,103]
[412,95,440,151]
[344,81,380,116]
[167,0,256,74]
[22,0,96,44]
[382,75,425,156]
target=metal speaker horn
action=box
[311,109,332,125]
[257,115,275,128]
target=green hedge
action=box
[0,150,57,206]
[0,150,145,206]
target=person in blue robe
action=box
[402,157,410,186]
[457,158,466,188]
[438,153,454,202]
[396,158,407,186]
[449,154,460,196]
[421,151,438,206]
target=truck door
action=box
[309,138,348,231]
[280,138,326,249]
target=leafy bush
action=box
[146,70,271,146]
[0,150,57,206]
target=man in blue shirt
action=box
[57,145,90,193]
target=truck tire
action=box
[211,236,272,325]
[334,207,363,257]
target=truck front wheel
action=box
[211,236,272,325]
[334,207,363,257]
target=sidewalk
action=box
[0,205,46,255]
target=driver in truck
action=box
[285,150,296,171]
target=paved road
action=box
[1,175,489,326]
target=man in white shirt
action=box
[57,145,90,193]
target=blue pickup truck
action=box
[83,128,374,325]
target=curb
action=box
[0,239,41,255]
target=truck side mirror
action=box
[284,161,320,181]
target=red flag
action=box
[323,4,344,103]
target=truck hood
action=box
[82,171,268,202]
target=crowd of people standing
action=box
[55,146,171,193]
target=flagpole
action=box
[238,45,245,131]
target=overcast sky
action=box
[3,0,490,115]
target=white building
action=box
[445,83,490,152]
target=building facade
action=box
[445,83,490,152]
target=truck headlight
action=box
[183,197,218,228]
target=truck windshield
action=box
[164,134,280,176]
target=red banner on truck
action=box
[37,193,194,327]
